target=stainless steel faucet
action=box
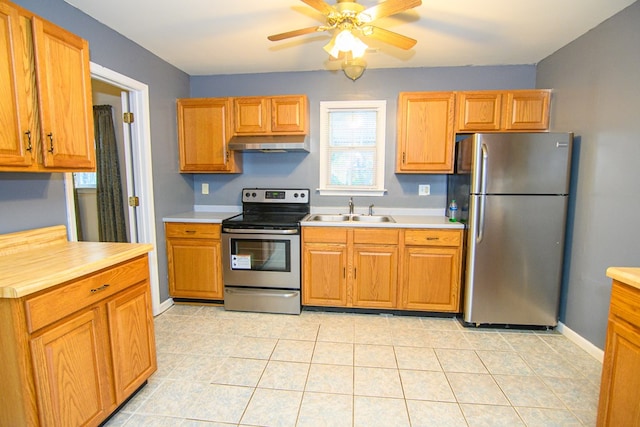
[348,197,354,215]
[368,204,374,216]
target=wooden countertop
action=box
[607,267,640,291]
[0,225,153,298]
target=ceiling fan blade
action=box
[268,26,323,41]
[301,0,335,15]
[362,26,417,50]
[358,0,422,22]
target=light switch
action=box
[202,183,209,195]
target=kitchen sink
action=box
[306,214,395,223]
[350,215,395,223]
[306,214,351,222]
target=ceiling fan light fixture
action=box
[334,29,368,58]
[342,57,366,81]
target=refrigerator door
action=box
[464,194,568,326]
[470,133,572,195]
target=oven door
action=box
[221,229,300,289]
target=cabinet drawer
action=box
[25,256,149,333]
[404,229,462,247]
[353,228,399,245]
[165,222,221,239]
[303,227,347,243]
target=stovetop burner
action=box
[222,188,310,229]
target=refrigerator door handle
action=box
[477,144,488,243]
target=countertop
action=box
[300,214,464,229]
[0,238,153,298]
[163,208,464,229]
[607,267,640,291]
[163,210,240,223]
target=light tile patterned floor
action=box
[105,305,603,426]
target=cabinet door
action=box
[502,90,550,130]
[271,95,307,134]
[352,245,398,308]
[233,97,269,134]
[302,243,348,306]
[32,17,95,170]
[401,246,461,312]
[30,308,112,426]
[177,98,241,173]
[107,282,157,403]
[396,92,455,173]
[456,91,502,131]
[0,2,32,168]
[166,229,223,299]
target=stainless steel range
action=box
[221,188,310,314]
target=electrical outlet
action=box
[418,184,430,196]
[201,183,209,195]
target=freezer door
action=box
[464,194,567,326]
[470,133,572,195]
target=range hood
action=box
[228,135,310,152]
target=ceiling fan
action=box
[268,0,422,80]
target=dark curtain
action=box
[94,105,127,242]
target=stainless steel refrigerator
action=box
[447,132,573,327]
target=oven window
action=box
[229,238,291,272]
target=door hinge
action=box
[123,112,134,123]
[128,196,139,207]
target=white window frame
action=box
[318,100,387,196]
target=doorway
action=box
[63,63,164,315]
[73,80,132,242]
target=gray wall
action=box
[0,0,192,303]
[190,65,537,210]
[537,1,640,348]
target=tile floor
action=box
[106,305,603,426]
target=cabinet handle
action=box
[426,237,439,241]
[46,133,54,153]
[354,267,357,279]
[185,230,196,234]
[90,284,110,294]
[343,267,346,278]
[24,130,32,151]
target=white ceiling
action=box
[63,0,635,76]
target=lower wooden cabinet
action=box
[400,229,463,312]
[597,275,640,426]
[0,254,156,427]
[29,307,111,426]
[165,222,223,300]
[302,227,462,312]
[302,227,348,306]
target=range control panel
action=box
[242,188,309,204]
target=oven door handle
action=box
[222,227,299,235]
[225,288,299,298]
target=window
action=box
[73,172,96,188]
[319,100,386,196]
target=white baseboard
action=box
[156,298,174,316]
[557,321,604,362]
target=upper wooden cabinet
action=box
[0,0,95,172]
[396,91,456,174]
[456,89,551,132]
[176,97,241,173]
[233,94,308,135]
